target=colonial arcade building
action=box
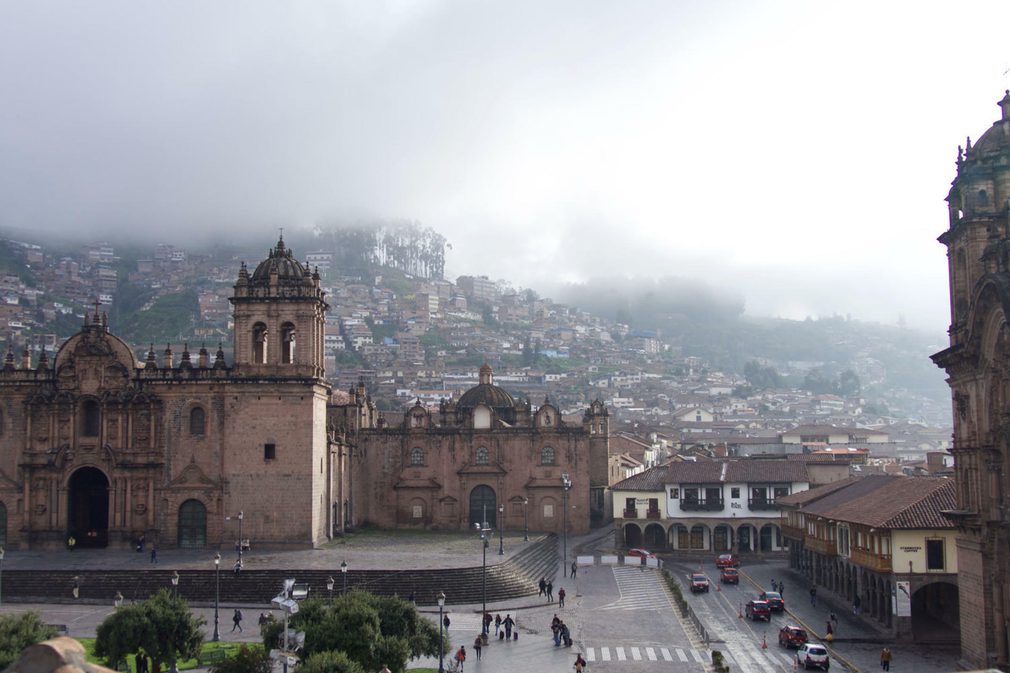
[0,238,609,551]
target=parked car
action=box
[745,599,771,621]
[778,625,809,649]
[689,573,710,593]
[720,568,740,584]
[759,590,785,611]
[796,643,830,670]
[715,553,740,568]
[626,548,656,559]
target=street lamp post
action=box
[0,546,5,607]
[326,576,334,605]
[562,473,572,577]
[212,553,221,642]
[237,511,244,564]
[437,591,446,673]
[341,560,348,594]
[171,571,179,598]
[114,591,123,608]
[523,498,529,542]
[498,504,504,556]
[475,521,489,635]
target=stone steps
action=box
[0,535,559,609]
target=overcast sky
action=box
[2,1,1009,332]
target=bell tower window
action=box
[252,323,268,364]
[281,322,296,364]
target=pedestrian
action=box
[830,612,838,631]
[135,654,148,673]
[558,587,566,608]
[561,623,571,647]
[539,576,547,596]
[149,546,157,564]
[443,614,451,631]
[503,613,514,639]
[483,612,492,635]
[495,613,502,636]
[231,608,243,632]
[258,612,269,628]
[574,653,587,673]
[473,636,483,660]
[778,582,785,597]
[547,580,554,602]
[771,579,778,592]
[137,534,145,552]
[825,620,833,640]
[455,646,466,673]
[880,646,892,671]
[571,560,578,578]
[854,594,862,615]
[552,620,561,647]
[67,536,76,552]
[809,586,816,606]
[233,559,242,574]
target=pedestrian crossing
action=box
[583,645,798,669]
[598,566,673,611]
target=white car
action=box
[796,643,830,670]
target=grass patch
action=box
[77,638,253,672]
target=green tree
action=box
[210,644,271,673]
[95,589,204,672]
[0,612,59,669]
[299,650,365,673]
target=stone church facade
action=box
[0,238,609,551]
[933,91,1010,670]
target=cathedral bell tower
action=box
[230,237,328,378]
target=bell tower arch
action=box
[230,237,328,378]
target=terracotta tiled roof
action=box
[777,477,861,506]
[787,475,956,529]
[612,459,809,491]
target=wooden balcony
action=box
[679,500,725,512]
[781,523,804,540]
[646,509,662,519]
[622,509,637,519]
[748,499,779,511]
[851,548,892,572]
[805,537,838,556]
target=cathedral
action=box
[0,238,609,551]
[933,90,1010,670]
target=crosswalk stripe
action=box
[646,647,657,661]
[660,648,672,661]
[631,647,641,661]
[721,651,736,664]
[677,649,688,662]
[616,647,626,661]
[691,649,705,663]
[601,647,611,661]
[586,647,595,662]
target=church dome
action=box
[250,237,310,285]
[456,364,516,410]
[965,90,1010,157]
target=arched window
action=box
[978,189,989,206]
[82,400,100,437]
[410,447,424,465]
[281,322,296,364]
[541,446,556,465]
[252,322,268,364]
[189,407,206,436]
[475,447,489,465]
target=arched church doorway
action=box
[178,500,207,548]
[68,467,109,548]
[469,485,497,529]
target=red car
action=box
[745,600,771,622]
[715,553,740,569]
[626,548,656,559]
[759,591,785,611]
[720,568,740,584]
[779,626,809,649]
